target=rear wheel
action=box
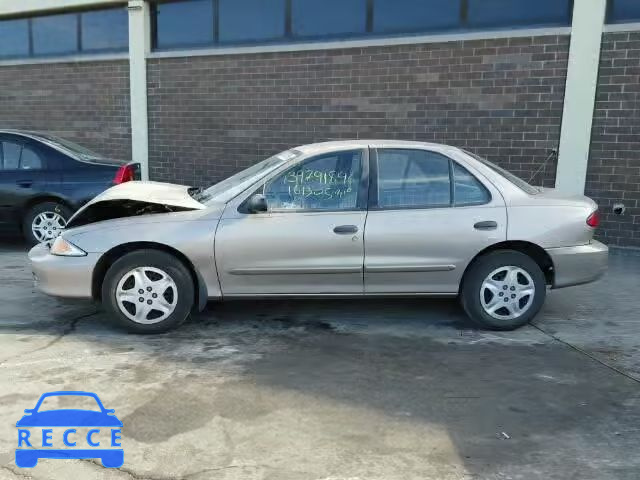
[23,201,72,246]
[460,250,546,330]
[102,250,194,333]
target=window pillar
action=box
[128,0,150,180]
[555,0,607,194]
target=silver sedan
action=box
[29,141,608,333]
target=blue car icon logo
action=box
[15,391,123,468]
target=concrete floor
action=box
[0,237,638,480]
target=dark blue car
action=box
[0,130,139,245]
[16,391,123,468]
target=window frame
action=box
[239,148,370,214]
[369,147,491,211]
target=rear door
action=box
[364,147,507,293]
[0,136,52,225]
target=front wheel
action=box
[460,250,546,331]
[102,250,194,333]
[23,201,72,246]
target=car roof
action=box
[294,140,461,156]
[0,129,51,141]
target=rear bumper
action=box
[28,242,99,298]
[547,240,608,289]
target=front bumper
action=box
[28,242,100,298]
[547,240,608,289]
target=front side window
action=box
[264,150,362,211]
[377,149,451,208]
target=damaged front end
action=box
[66,181,207,228]
[66,199,197,228]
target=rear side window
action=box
[0,141,44,170]
[1,141,22,169]
[20,146,44,170]
[452,162,491,206]
[376,149,451,208]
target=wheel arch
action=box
[460,240,554,293]
[92,241,208,312]
[20,195,75,217]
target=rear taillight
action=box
[586,210,600,228]
[113,164,135,184]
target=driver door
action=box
[215,149,368,295]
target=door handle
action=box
[333,225,359,235]
[474,221,498,231]
[16,180,33,188]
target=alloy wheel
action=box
[480,265,535,321]
[31,211,66,243]
[115,267,178,324]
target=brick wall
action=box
[587,31,640,248]
[0,60,131,160]
[147,35,569,188]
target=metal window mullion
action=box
[605,0,614,23]
[77,13,82,53]
[366,0,374,32]
[460,0,469,28]
[285,0,292,38]
[27,18,34,57]
[213,0,219,44]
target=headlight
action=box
[50,236,87,257]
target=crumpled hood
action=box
[66,181,206,228]
[79,181,205,211]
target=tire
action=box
[102,249,194,334]
[460,250,546,331]
[22,201,73,246]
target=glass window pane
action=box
[265,150,362,210]
[377,149,451,208]
[453,163,490,206]
[33,13,79,56]
[610,0,640,23]
[219,0,285,43]
[292,0,366,38]
[2,141,22,170]
[0,19,29,58]
[155,0,214,48]
[20,146,43,170]
[373,0,461,33]
[81,8,128,51]
[467,0,571,28]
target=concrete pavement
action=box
[0,238,638,479]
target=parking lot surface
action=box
[0,238,638,480]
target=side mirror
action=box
[24,409,34,414]
[246,194,268,213]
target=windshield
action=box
[35,133,104,160]
[196,149,301,204]
[465,150,540,195]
